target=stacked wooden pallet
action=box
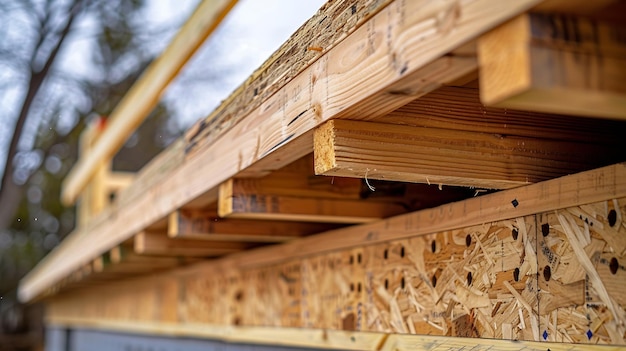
[20,0,626,349]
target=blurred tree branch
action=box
[0,0,82,230]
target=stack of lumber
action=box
[19,0,626,349]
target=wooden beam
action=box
[60,0,238,205]
[134,231,249,257]
[478,13,626,119]
[168,209,339,243]
[218,178,407,223]
[382,85,626,146]
[106,172,134,192]
[43,317,626,351]
[92,246,196,274]
[314,119,618,189]
[218,155,413,223]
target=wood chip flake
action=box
[557,211,626,344]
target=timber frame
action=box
[19,0,626,350]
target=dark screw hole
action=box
[357,253,362,264]
[465,234,472,247]
[513,268,520,282]
[431,240,437,253]
[608,209,617,227]
[235,291,243,301]
[467,272,472,286]
[432,274,437,288]
[350,283,354,292]
[610,257,619,275]
[357,282,362,292]
[512,228,519,241]
[543,266,551,281]
[349,255,354,264]
[384,279,389,290]
[233,317,241,326]
[401,277,405,289]
[400,246,405,258]
[383,249,388,260]
[541,223,550,237]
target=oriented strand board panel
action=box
[47,195,626,345]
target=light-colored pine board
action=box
[314,119,614,189]
[478,13,626,119]
[381,85,626,146]
[61,0,238,205]
[134,231,249,257]
[168,209,338,242]
[219,182,406,223]
[382,334,624,350]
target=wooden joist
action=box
[218,177,406,223]
[217,156,410,223]
[168,208,338,242]
[478,12,626,119]
[314,119,614,189]
[134,231,250,257]
[382,85,626,145]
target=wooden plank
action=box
[61,0,238,205]
[20,0,548,303]
[314,119,615,189]
[478,13,626,119]
[106,172,134,193]
[218,178,407,223]
[46,318,386,351]
[134,231,249,257]
[168,209,339,242]
[382,85,626,145]
[382,334,624,350]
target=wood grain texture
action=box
[184,0,394,157]
[168,209,338,242]
[479,13,626,119]
[314,119,616,189]
[134,231,250,257]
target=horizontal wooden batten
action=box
[314,119,618,189]
[168,209,340,242]
[134,231,250,257]
[218,178,406,223]
[479,13,626,119]
[382,85,626,146]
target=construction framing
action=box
[18,0,626,350]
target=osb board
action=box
[537,200,626,344]
[46,198,626,345]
